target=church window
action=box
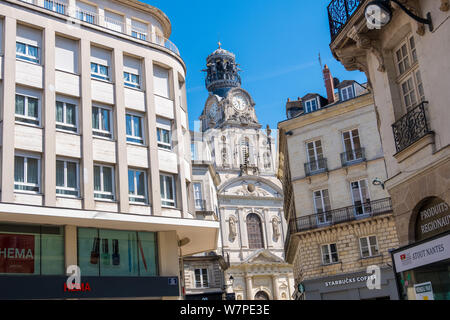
[241,138,250,165]
[246,213,264,249]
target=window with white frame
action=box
[56,99,77,132]
[104,10,124,33]
[124,55,142,89]
[55,36,78,74]
[16,42,39,63]
[76,1,96,24]
[160,174,176,208]
[92,106,113,139]
[156,118,172,150]
[304,98,318,113]
[56,159,79,197]
[126,113,144,144]
[131,19,148,41]
[16,25,41,64]
[94,164,115,200]
[394,34,425,112]
[321,243,339,265]
[313,189,331,224]
[193,182,204,210]
[153,65,170,99]
[91,62,109,81]
[44,0,67,15]
[359,236,379,258]
[350,179,371,216]
[194,268,209,288]
[15,93,40,126]
[306,139,324,172]
[128,169,147,204]
[14,154,40,193]
[342,129,362,162]
[341,85,354,101]
[124,72,140,89]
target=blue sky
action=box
[143,0,367,130]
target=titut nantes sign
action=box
[0,234,35,274]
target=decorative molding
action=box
[348,27,385,72]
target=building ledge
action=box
[393,132,435,164]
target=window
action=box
[94,165,115,200]
[126,113,144,144]
[78,228,158,277]
[56,159,79,197]
[76,1,96,24]
[304,98,318,113]
[55,36,78,74]
[44,0,67,14]
[56,100,77,132]
[124,72,140,89]
[153,65,170,99]
[394,35,424,112]
[191,143,198,161]
[193,183,204,210]
[240,138,250,166]
[306,140,324,172]
[195,268,209,288]
[321,243,339,264]
[131,19,148,41]
[104,10,124,33]
[92,106,112,139]
[359,236,379,258]
[16,25,41,64]
[351,179,371,215]
[15,93,40,126]
[342,129,362,162]
[157,118,172,150]
[341,85,354,101]
[16,42,39,63]
[246,213,264,249]
[91,62,109,81]
[160,174,176,208]
[128,169,147,204]
[0,223,64,275]
[313,189,331,224]
[14,154,40,193]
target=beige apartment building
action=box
[0,0,219,299]
[327,0,449,299]
[278,66,400,300]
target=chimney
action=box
[323,64,335,104]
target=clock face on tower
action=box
[232,93,249,111]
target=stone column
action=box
[79,39,95,210]
[0,17,16,203]
[43,27,57,207]
[143,58,162,215]
[272,275,279,300]
[112,48,129,213]
[246,275,253,300]
[64,225,77,268]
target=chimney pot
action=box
[287,98,291,102]
[323,66,335,104]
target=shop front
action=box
[0,223,179,299]
[301,267,399,300]
[391,197,450,300]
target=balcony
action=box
[392,102,432,153]
[304,158,328,177]
[287,197,392,235]
[17,0,180,56]
[327,0,364,41]
[340,148,366,167]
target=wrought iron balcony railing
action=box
[304,158,328,177]
[340,148,366,167]
[392,102,431,153]
[328,0,364,41]
[287,197,392,235]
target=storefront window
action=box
[0,224,64,275]
[78,228,158,277]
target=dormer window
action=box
[304,98,318,113]
[340,85,354,101]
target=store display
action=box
[101,239,110,265]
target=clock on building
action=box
[232,93,248,111]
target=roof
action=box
[335,80,356,89]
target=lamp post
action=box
[365,0,433,31]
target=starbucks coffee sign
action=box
[415,198,450,241]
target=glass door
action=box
[351,180,371,216]
[342,129,362,162]
[314,189,332,224]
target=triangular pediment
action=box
[242,249,285,265]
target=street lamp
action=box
[372,178,385,190]
[365,0,433,31]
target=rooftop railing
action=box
[18,0,180,56]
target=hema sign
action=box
[393,233,450,273]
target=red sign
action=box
[0,234,35,274]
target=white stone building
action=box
[192,45,294,300]
[0,0,219,299]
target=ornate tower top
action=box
[203,44,241,97]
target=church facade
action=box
[192,45,294,300]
